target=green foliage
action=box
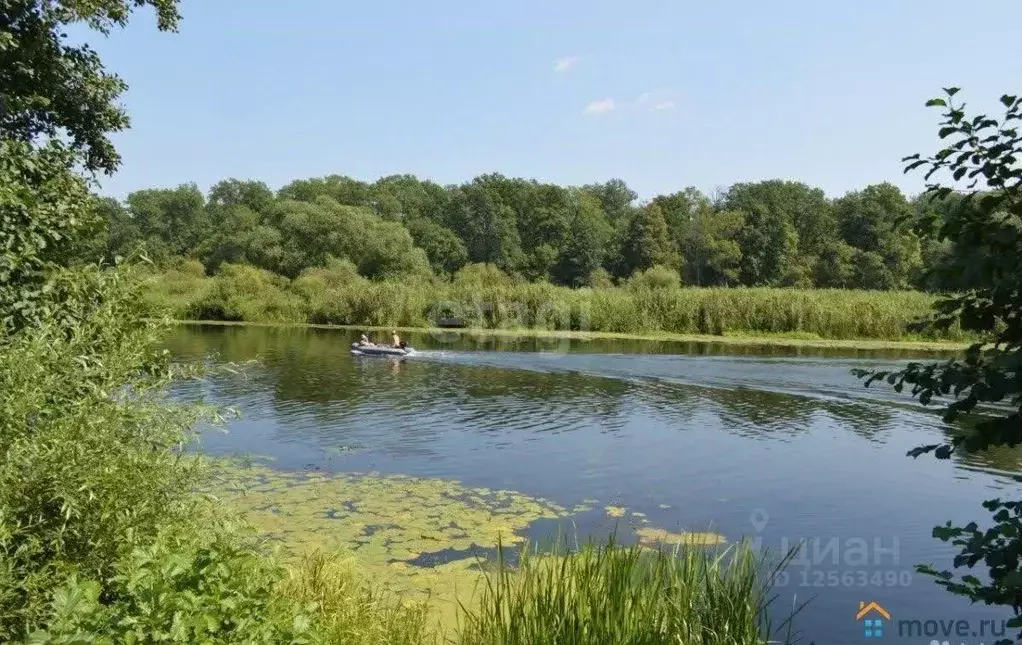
[208,178,275,212]
[552,192,613,287]
[619,203,679,276]
[0,140,100,333]
[834,183,923,289]
[458,538,798,645]
[855,89,1022,643]
[292,258,367,325]
[685,209,745,286]
[0,268,207,638]
[89,165,991,294]
[189,264,306,323]
[0,0,181,174]
[122,183,208,260]
[30,530,312,644]
[586,268,615,289]
[627,265,681,291]
[725,181,833,286]
[146,265,961,342]
[407,217,469,275]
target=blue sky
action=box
[91,0,1022,200]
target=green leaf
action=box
[927,98,948,107]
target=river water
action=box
[166,324,1018,645]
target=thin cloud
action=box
[583,98,616,115]
[635,89,680,111]
[554,56,581,73]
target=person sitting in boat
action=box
[359,333,375,347]
[391,330,401,348]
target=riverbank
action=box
[164,319,969,353]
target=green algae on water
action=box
[208,461,571,618]
[604,505,627,518]
[635,527,726,547]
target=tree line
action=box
[94,173,978,291]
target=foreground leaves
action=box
[855,89,1022,643]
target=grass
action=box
[142,261,970,346]
[281,552,436,645]
[457,537,803,645]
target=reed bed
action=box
[141,262,961,341]
[457,538,802,645]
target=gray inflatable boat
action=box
[350,343,414,357]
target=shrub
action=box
[32,529,313,644]
[627,264,682,291]
[0,268,209,638]
[189,264,306,323]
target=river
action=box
[166,324,1017,645]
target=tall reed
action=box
[146,263,963,341]
[457,537,802,645]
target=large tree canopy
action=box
[1,0,181,174]
[85,167,986,295]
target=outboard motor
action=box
[399,341,407,350]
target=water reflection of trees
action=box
[164,325,1022,475]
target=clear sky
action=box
[90,0,1022,200]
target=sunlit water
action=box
[166,325,1018,644]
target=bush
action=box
[32,529,313,644]
[627,264,682,291]
[292,257,367,325]
[0,268,208,638]
[189,264,306,323]
[0,265,435,643]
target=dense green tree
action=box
[856,89,1022,641]
[553,193,613,287]
[685,209,745,286]
[724,180,834,285]
[0,0,180,174]
[277,175,372,206]
[583,179,637,225]
[0,141,97,331]
[371,174,449,222]
[208,179,274,213]
[260,198,430,279]
[650,188,711,270]
[78,169,992,292]
[447,181,526,274]
[619,203,679,277]
[1,0,182,332]
[193,205,263,272]
[517,183,573,281]
[834,183,923,289]
[814,240,856,288]
[406,217,469,275]
[119,184,207,262]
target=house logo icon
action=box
[856,601,890,638]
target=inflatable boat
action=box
[350,343,415,357]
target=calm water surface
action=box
[166,325,1019,645]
